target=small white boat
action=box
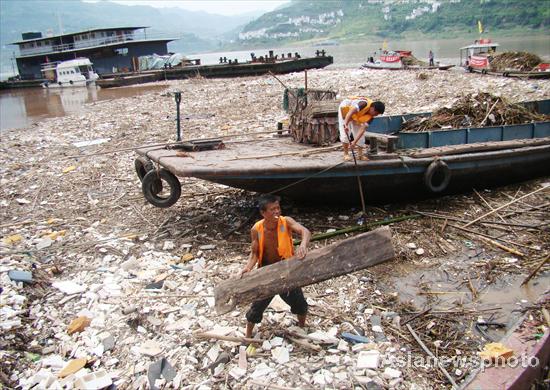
[41,58,99,88]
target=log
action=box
[214,226,395,314]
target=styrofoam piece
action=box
[73,370,112,390]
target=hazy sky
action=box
[103,1,290,16]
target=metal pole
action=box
[174,91,182,141]
[345,131,367,219]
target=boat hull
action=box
[193,145,550,203]
[98,56,334,88]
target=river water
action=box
[1,36,549,131]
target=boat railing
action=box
[40,61,63,72]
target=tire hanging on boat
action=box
[424,160,451,193]
[142,169,181,208]
[134,157,154,182]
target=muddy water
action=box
[0,84,168,132]
[388,255,549,340]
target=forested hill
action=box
[238,0,550,44]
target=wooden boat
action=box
[133,99,550,208]
[362,50,454,71]
[460,39,550,79]
[97,54,333,88]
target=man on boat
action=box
[429,50,435,67]
[339,97,385,161]
[240,194,311,338]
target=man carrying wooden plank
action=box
[239,194,312,338]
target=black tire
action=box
[467,66,473,73]
[142,169,181,208]
[503,72,509,77]
[134,157,154,182]
[482,69,487,75]
[424,160,451,193]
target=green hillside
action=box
[238,0,550,44]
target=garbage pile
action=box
[490,51,542,72]
[401,54,427,67]
[401,92,550,132]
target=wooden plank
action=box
[214,227,395,315]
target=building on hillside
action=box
[10,26,176,79]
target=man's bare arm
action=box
[240,227,259,277]
[286,216,311,259]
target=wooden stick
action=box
[462,186,548,228]
[194,332,264,344]
[521,255,549,286]
[473,188,506,223]
[416,210,542,228]
[502,202,550,218]
[476,235,525,257]
[480,98,499,126]
[295,214,420,244]
[406,324,458,388]
[448,223,526,256]
[402,308,432,326]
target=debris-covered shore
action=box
[1,67,549,389]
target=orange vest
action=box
[340,97,373,124]
[253,216,294,267]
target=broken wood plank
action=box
[214,227,395,315]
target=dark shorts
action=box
[245,288,308,324]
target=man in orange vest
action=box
[339,97,385,161]
[240,194,311,338]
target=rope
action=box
[268,161,345,195]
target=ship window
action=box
[107,31,114,36]
[75,36,79,41]
[91,33,96,38]
[37,42,42,47]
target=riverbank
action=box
[1,67,549,389]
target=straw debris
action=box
[401,92,550,132]
[490,51,543,72]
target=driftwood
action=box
[214,227,395,314]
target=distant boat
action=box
[42,58,99,88]
[97,52,334,88]
[362,50,454,70]
[460,39,550,79]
